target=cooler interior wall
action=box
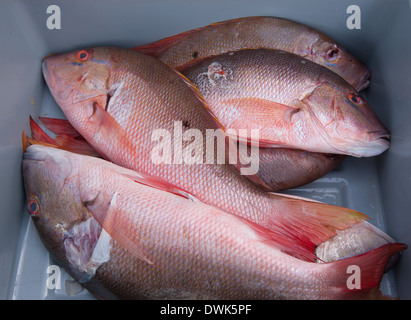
[0,0,409,299]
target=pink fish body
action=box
[180,49,390,157]
[132,16,370,91]
[22,145,406,300]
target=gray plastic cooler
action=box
[0,0,409,299]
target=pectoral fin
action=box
[221,98,301,146]
[82,189,154,265]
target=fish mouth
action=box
[367,130,391,145]
[348,135,390,157]
[353,69,371,92]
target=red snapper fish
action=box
[132,16,371,91]
[22,145,406,299]
[180,49,390,157]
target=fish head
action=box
[309,38,370,91]
[23,145,114,285]
[297,82,390,157]
[23,145,88,246]
[42,47,115,110]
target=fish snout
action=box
[367,129,391,145]
[350,129,390,157]
[353,69,371,92]
[42,56,74,102]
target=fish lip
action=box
[353,69,371,91]
[367,130,391,144]
[349,139,390,157]
[356,79,370,92]
[353,130,391,156]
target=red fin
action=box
[219,98,300,145]
[35,106,132,161]
[22,131,30,153]
[39,116,81,137]
[30,116,57,145]
[130,16,268,56]
[270,192,323,203]
[29,116,100,158]
[130,28,200,56]
[207,16,266,27]
[264,196,369,261]
[54,134,101,158]
[234,213,320,262]
[26,136,62,150]
[86,102,136,158]
[327,243,407,299]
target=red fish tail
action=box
[325,243,407,299]
[29,116,100,157]
[265,195,369,261]
[30,116,57,145]
[38,116,81,137]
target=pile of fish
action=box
[22,17,406,300]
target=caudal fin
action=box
[266,195,369,262]
[38,116,82,137]
[326,242,407,299]
[29,116,100,158]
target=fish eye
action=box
[348,93,363,105]
[76,50,90,61]
[326,48,340,62]
[27,198,40,216]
